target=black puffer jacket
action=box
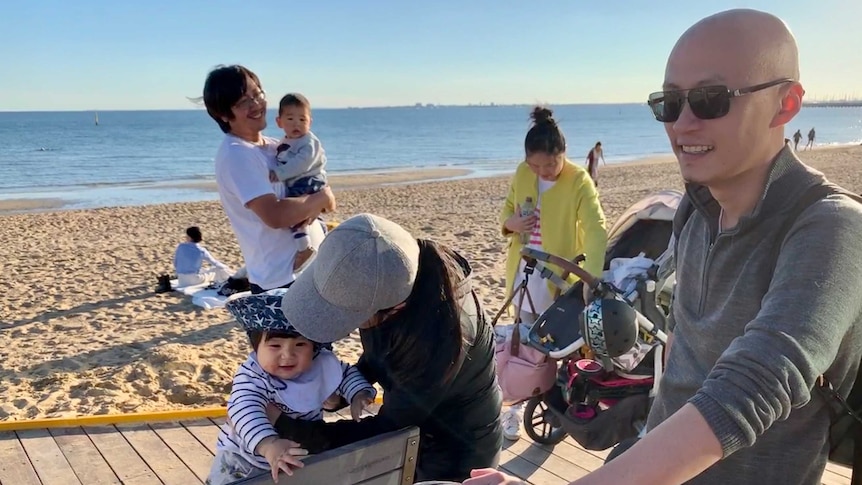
[276,256,503,482]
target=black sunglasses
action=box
[647,78,794,122]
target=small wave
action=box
[0,177,204,192]
[820,140,862,146]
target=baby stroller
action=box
[516,190,682,450]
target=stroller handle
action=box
[548,337,586,359]
[635,308,669,344]
[520,248,597,287]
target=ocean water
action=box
[0,104,859,210]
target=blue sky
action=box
[1,0,858,111]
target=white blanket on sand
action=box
[169,279,251,310]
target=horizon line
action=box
[2,101,650,114]
[4,97,859,114]
[3,92,856,114]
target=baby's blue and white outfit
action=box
[205,351,375,484]
[272,131,327,252]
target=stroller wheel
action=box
[523,396,567,445]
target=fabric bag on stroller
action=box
[495,321,557,404]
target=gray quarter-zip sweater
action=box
[646,144,862,484]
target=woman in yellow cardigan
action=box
[498,106,608,441]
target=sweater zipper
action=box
[697,228,721,316]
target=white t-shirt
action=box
[214,134,324,290]
[514,178,556,317]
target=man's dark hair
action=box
[186,226,202,243]
[203,65,262,134]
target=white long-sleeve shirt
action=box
[173,241,229,275]
[215,350,375,469]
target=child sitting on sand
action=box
[267,93,328,271]
[207,290,375,485]
[173,226,232,287]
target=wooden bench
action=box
[233,426,421,485]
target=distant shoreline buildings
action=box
[804,94,862,108]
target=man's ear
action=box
[772,82,804,127]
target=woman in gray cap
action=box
[272,213,503,482]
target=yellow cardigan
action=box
[500,159,608,303]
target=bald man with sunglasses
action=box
[463,8,862,485]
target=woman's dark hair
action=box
[203,65,262,134]
[186,226,202,243]
[524,106,566,156]
[374,239,466,387]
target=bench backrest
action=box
[234,426,421,485]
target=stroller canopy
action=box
[604,189,683,265]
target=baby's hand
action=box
[350,391,374,421]
[269,170,279,183]
[256,437,307,481]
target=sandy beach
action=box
[1,146,860,422]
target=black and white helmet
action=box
[580,296,639,359]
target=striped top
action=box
[215,351,375,469]
[514,178,555,315]
[528,204,543,247]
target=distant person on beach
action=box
[206,291,376,484]
[267,214,503,482]
[585,141,606,186]
[267,93,328,269]
[806,127,816,150]
[202,65,335,295]
[464,8,862,485]
[496,106,607,441]
[792,129,802,150]
[173,226,232,287]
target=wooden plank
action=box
[150,422,215,483]
[520,435,605,473]
[117,423,202,485]
[50,427,121,484]
[826,461,852,479]
[504,438,589,482]
[180,419,221,455]
[520,435,850,485]
[233,427,419,485]
[497,448,566,485]
[0,431,40,485]
[84,425,162,485]
[16,428,81,484]
[821,468,852,485]
[563,436,610,462]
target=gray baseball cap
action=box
[281,213,420,343]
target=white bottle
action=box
[519,196,535,245]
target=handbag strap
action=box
[510,321,521,356]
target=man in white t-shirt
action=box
[203,65,336,293]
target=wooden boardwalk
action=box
[0,412,853,484]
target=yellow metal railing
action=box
[0,394,382,431]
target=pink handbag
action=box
[495,322,558,404]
